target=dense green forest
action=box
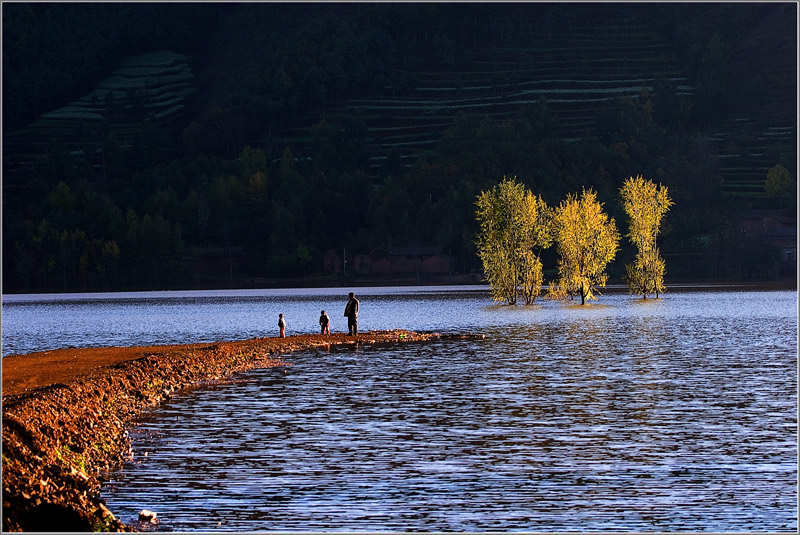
[2,2,796,292]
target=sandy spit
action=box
[2,330,481,532]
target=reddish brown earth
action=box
[2,330,480,532]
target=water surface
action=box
[93,289,796,531]
[2,286,486,356]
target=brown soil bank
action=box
[2,330,481,532]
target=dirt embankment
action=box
[2,330,479,532]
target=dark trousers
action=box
[348,316,358,335]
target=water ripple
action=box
[103,292,797,531]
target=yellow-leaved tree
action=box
[475,177,553,305]
[551,188,620,304]
[619,175,673,298]
[518,192,554,304]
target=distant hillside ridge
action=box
[270,11,694,175]
[230,3,792,193]
[697,2,797,198]
[3,3,795,183]
[1,3,796,293]
[3,51,197,182]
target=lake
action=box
[1,286,797,531]
[2,285,489,356]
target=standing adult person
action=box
[343,292,359,336]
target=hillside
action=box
[2,3,796,292]
[701,3,797,197]
[3,51,197,178]
[271,8,694,176]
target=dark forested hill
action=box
[2,2,796,292]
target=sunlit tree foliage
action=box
[620,175,673,298]
[551,188,620,304]
[475,177,553,305]
[518,193,554,305]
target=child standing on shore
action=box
[278,313,286,338]
[319,310,330,335]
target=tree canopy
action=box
[475,177,553,304]
[552,189,621,304]
[620,175,673,298]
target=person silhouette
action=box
[343,292,359,336]
[278,313,286,338]
[319,310,330,335]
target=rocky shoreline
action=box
[2,330,482,532]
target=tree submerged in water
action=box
[551,188,620,305]
[476,176,676,305]
[474,177,553,305]
[619,175,673,298]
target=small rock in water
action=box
[138,509,157,523]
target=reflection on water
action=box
[101,291,797,532]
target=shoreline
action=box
[1,330,483,532]
[2,278,796,297]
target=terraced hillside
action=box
[3,50,197,178]
[5,6,793,195]
[2,3,795,292]
[713,119,796,198]
[271,14,693,176]
[708,3,797,199]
